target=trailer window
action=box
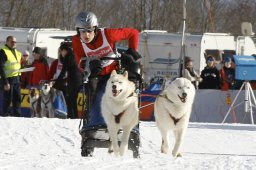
[204,50,221,61]
[222,50,236,62]
[204,49,236,61]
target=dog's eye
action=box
[178,86,182,89]
[119,82,122,84]
[111,81,114,84]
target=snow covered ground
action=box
[0,117,256,170]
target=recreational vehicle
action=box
[139,31,256,83]
[0,27,76,62]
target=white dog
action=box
[154,77,195,157]
[40,81,56,118]
[101,70,139,157]
[29,88,41,117]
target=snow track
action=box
[0,118,256,170]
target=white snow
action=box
[0,117,256,170]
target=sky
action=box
[0,117,256,170]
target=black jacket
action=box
[56,49,83,89]
[199,66,220,89]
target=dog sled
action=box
[79,51,142,158]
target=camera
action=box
[234,55,256,80]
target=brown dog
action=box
[29,88,41,117]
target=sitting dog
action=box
[154,77,195,157]
[29,88,41,117]
[101,70,139,157]
[40,81,57,118]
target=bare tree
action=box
[0,0,256,36]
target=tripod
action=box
[222,81,256,124]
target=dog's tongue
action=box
[112,90,117,96]
[178,95,187,103]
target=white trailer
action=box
[0,27,76,63]
[139,31,256,83]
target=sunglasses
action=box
[207,60,214,63]
[11,41,17,44]
[78,28,95,33]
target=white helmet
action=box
[75,11,98,29]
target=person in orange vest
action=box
[219,57,235,91]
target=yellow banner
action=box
[21,89,86,113]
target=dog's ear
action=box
[39,80,45,86]
[49,81,53,87]
[111,70,117,77]
[123,71,128,79]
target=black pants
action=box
[88,75,110,110]
[1,77,21,117]
[66,84,81,119]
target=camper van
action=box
[139,31,256,83]
[0,27,76,62]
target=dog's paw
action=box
[161,145,169,154]
[176,153,182,157]
[119,144,128,156]
[113,151,120,157]
[108,148,114,154]
[172,150,182,157]
[112,147,120,157]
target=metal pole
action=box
[179,0,187,77]
[222,81,245,124]
[248,83,255,124]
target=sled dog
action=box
[154,77,195,157]
[101,70,139,157]
[40,81,56,118]
[29,88,41,117]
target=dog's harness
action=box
[42,98,51,109]
[114,111,125,124]
[114,92,135,124]
[169,114,183,125]
[127,92,135,98]
[158,94,183,125]
[31,100,37,109]
[31,100,38,115]
[158,94,174,103]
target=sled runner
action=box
[79,52,142,158]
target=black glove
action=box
[121,53,133,66]
[53,79,66,91]
[89,59,102,77]
[126,48,142,62]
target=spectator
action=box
[72,11,140,123]
[199,55,220,89]
[0,36,22,117]
[20,50,32,88]
[183,56,202,89]
[54,42,83,119]
[28,47,49,87]
[219,57,235,91]
[47,48,67,92]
